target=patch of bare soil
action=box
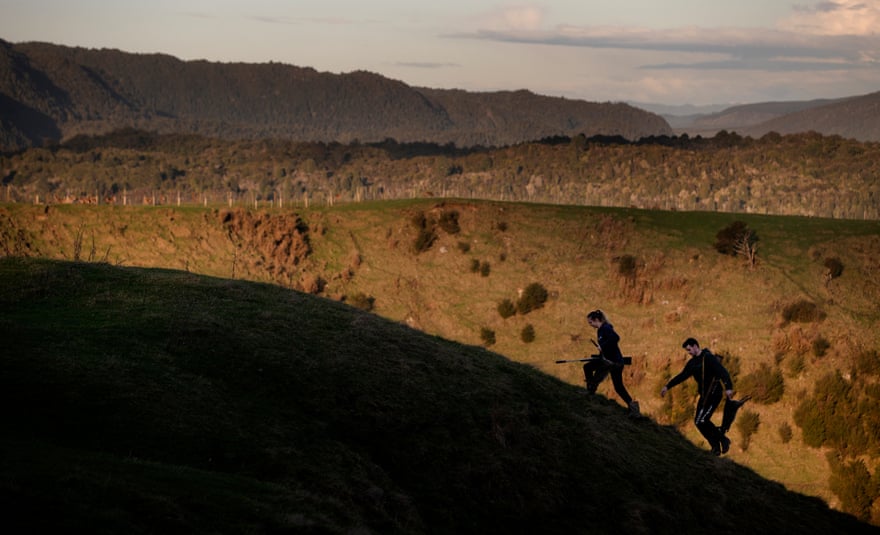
[217,209,312,288]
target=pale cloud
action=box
[476,5,547,32]
[449,1,880,72]
[781,1,880,35]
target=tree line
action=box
[2,128,878,219]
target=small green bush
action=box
[479,261,491,277]
[520,324,535,343]
[469,258,481,273]
[737,362,784,404]
[824,256,844,279]
[496,221,508,232]
[480,327,496,346]
[413,228,437,253]
[617,254,638,280]
[736,409,760,451]
[787,353,806,377]
[516,282,549,314]
[457,241,471,253]
[497,299,516,319]
[438,211,461,234]
[812,336,831,357]
[778,422,793,444]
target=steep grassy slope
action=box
[1,257,876,533]
[2,200,879,514]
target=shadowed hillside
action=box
[2,200,880,526]
[1,257,876,534]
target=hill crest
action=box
[0,38,671,151]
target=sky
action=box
[1,0,879,109]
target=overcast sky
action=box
[1,0,878,108]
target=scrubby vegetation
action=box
[515,283,549,315]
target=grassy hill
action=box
[1,256,877,534]
[2,200,880,524]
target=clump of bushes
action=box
[520,324,535,343]
[457,241,471,253]
[497,299,516,319]
[469,259,481,273]
[516,283,549,314]
[714,220,758,257]
[737,362,784,404]
[782,299,825,323]
[479,261,491,277]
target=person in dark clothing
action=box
[583,310,640,417]
[660,337,734,455]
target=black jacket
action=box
[665,349,733,397]
[596,322,625,364]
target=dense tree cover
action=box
[2,129,879,219]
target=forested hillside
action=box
[0,38,670,151]
[2,129,878,220]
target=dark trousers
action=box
[695,381,725,451]
[583,360,633,405]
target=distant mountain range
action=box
[2,38,878,152]
[647,93,880,141]
[0,39,670,152]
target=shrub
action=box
[497,299,516,319]
[737,362,784,404]
[413,228,437,253]
[812,336,831,357]
[786,353,806,377]
[469,259,480,273]
[479,261,491,277]
[824,256,844,279]
[347,292,375,311]
[714,350,742,383]
[480,327,496,346]
[438,210,461,234]
[782,299,825,323]
[829,458,875,521]
[496,221,508,232]
[410,211,428,229]
[854,350,880,377]
[516,283,549,314]
[778,422,793,444]
[617,254,638,280]
[457,241,471,253]
[736,409,760,451]
[714,220,757,257]
[520,324,535,343]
